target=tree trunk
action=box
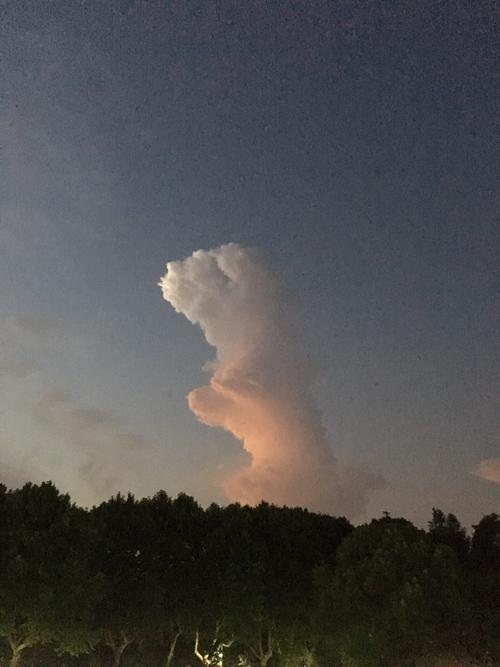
[303,647,316,667]
[194,627,233,666]
[112,645,126,667]
[165,629,181,667]
[194,629,209,665]
[104,631,131,667]
[250,629,273,667]
[9,647,24,667]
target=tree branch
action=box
[194,629,207,665]
[166,627,182,667]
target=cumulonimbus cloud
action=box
[159,243,383,517]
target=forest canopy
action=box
[0,482,498,667]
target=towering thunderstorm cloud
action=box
[160,244,382,516]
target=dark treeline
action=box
[0,483,499,667]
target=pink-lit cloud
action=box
[160,243,383,517]
[473,458,500,484]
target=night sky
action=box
[1,0,499,526]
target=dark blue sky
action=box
[1,0,499,524]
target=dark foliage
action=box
[0,483,497,666]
